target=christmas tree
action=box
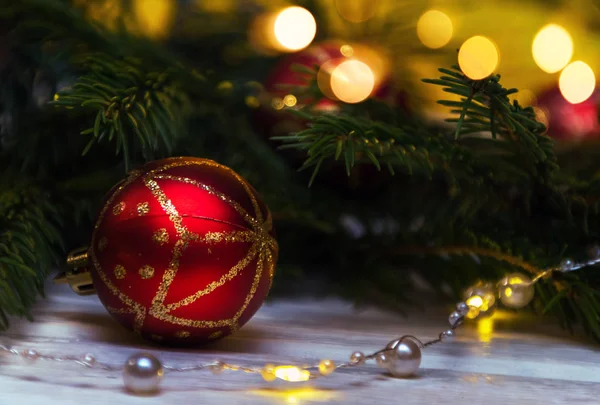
[1,0,600,340]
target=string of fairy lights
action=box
[1,254,595,395]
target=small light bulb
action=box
[532,24,573,73]
[274,366,311,382]
[458,36,499,80]
[559,61,596,104]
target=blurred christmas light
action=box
[335,0,379,23]
[330,60,375,104]
[274,366,311,382]
[274,7,317,51]
[458,36,499,80]
[417,10,453,49]
[133,0,176,39]
[532,24,573,74]
[559,61,595,104]
[340,44,354,57]
[283,95,298,107]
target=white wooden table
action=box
[1,282,599,405]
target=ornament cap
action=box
[54,247,95,296]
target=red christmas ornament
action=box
[88,157,278,345]
[536,87,600,139]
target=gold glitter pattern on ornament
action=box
[208,331,223,339]
[98,237,108,252]
[114,265,126,279]
[175,330,190,338]
[90,158,278,335]
[112,201,125,215]
[153,228,169,245]
[139,265,155,279]
[137,202,150,216]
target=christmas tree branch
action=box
[0,178,63,329]
[52,54,190,170]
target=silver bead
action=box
[349,351,366,365]
[441,329,456,341]
[560,258,574,271]
[123,353,164,394]
[23,349,39,361]
[498,273,535,309]
[448,311,462,327]
[376,352,390,368]
[388,339,421,377]
[83,353,96,367]
[456,302,469,316]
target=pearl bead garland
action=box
[0,254,592,394]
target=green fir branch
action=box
[0,179,63,328]
[52,54,190,170]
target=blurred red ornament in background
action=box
[536,87,600,140]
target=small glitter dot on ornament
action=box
[138,265,155,280]
[123,353,164,394]
[114,265,126,280]
[498,273,535,309]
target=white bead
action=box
[123,353,164,394]
[498,273,535,309]
[349,351,366,365]
[388,339,421,377]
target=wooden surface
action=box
[1,282,600,405]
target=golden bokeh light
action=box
[458,36,499,80]
[335,0,379,23]
[330,60,375,103]
[133,0,176,39]
[274,366,311,382]
[273,7,317,51]
[340,44,354,57]
[559,61,596,104]
[532,24,573,73]
[417,10,453,49]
